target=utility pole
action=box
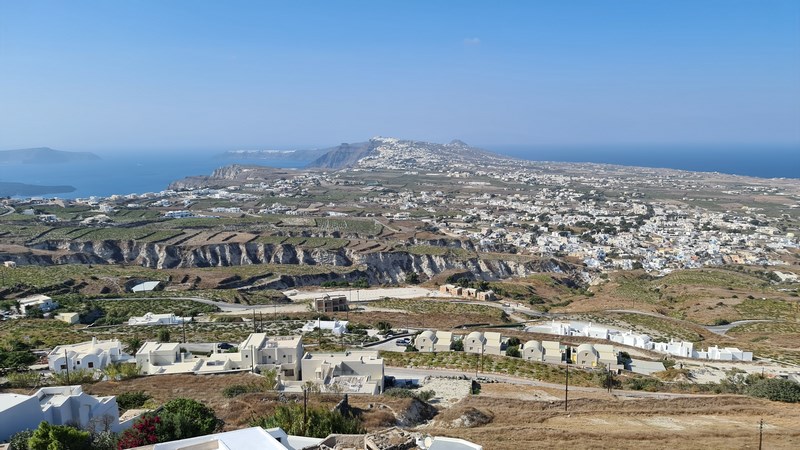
[303,387,308,436]
[64,349,70,385]
[253,310,257,333]
[759,418,763,450]
[564,361,569,412]
[182,319,186,344]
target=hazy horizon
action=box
[1,1,799,151]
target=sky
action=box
[1,1,799,151]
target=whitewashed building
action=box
[127,312,191,326]
[414,330,454,353]
[290,350,385,395]
[302,319,348,336]
[48,338,133,373]
[18,294,58,314]
[0,385,134,441]
[136,334,304,378]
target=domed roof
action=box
[523,340,543,350]
[576,343,598,355]
[419,330,436,340]
[466,331,485,342]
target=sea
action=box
[1,145,797,199]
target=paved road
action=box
[606,309,774,336]
[384,366,714,399]
[705,319,772,335]
[0,205,14,216]
[98,296,305,314]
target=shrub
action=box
[28,422,90,450]
[157,398,223,440]
[505,345,521,358]
[157,329,171,343]
[384,388,416,398]
[117,415,161,449]
[222,384,250,398]
[747,378,800,403]
[104,363,140,381]
[7,371,41,388]
[50,369,98,385]
[117,391,151,410]
[250,404,363,438]
[8,429,34,450]
[384,388,435,402]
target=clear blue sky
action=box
[1,0,799,151]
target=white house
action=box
[0,393,44,441]
[128,312,190,326]
[55,312,80,324]
[136,334,304,379]
[414,330,454,353]
[36,385,130,433]
[653,340,695,358]
[464,331,486,355]
[18,294,58,314]
[1,386,133,441]
[522,340,545,362]
[291,350,384,395]
[48,338,133,374]
[699,346,753,361]
[235,334,303,380]
[136,342,188,375]
[484,332,503,356]
[301,319,348,336]
[150,426,307,450]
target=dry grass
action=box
[425,395,800,450]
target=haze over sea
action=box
[3,145,798,199]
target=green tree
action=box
[157,329,171,343]
[505,345,521,358]
[28,422,91,450]
[450,340,464,351]
[404,272,420,285]
[124,336,143,354]
[156,398,223,441]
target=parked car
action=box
[395,338,411,346]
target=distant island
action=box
[220,148,329,161]
[0,147,101,164]
[0,181,76,197]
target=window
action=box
[60,364,67,370]
[88,362,94,368]
[284,369,294,377]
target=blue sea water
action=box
[1,145,797,199]
[0,150,310,199]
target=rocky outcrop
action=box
[11,239,575,288]
[306,141,376,169]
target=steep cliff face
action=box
[17,240,572,287]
